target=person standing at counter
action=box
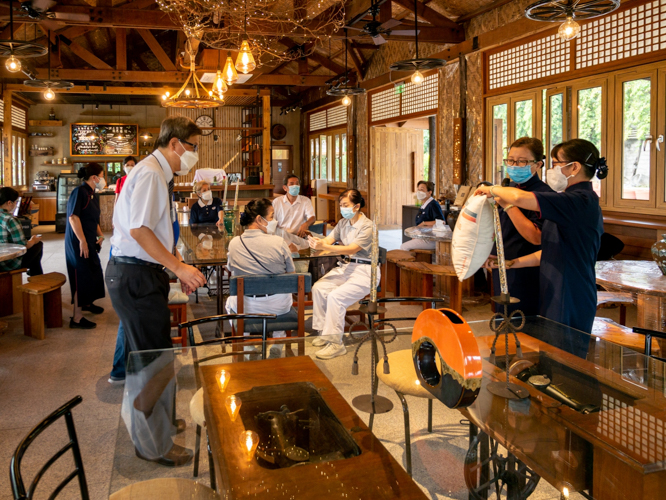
[485,137,552,316]
[475,139,605,333]
[274,175,315,237]
[114,156,136,203]
[400,180,445,251]
[189,181,223,224]
[66,163,106,329]
[0,187,43,276]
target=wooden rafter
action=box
[5,83,271,96]
[59,35,113,70]
[0,21,23,39]
[391,0,460,30]
[345,39,364,77]
[135,28,177,71]
[115,27,127,70]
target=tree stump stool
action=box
[412,249,435,264]
[386,250,416,296]
[396,261,462,312]
[0,268,27,317]
[18,272,66,340]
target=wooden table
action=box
[0,244,26,333]
[596,260,666,332]
[201,357,427,499]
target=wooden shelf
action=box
[41,162,69,166]
[29,148,55,157]
[29,120,62,127]
[29,133,55,137]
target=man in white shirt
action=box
[273,174,315,237]
[106,116,206,467]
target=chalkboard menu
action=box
[71,123,138,156]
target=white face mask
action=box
[261,216,278,234]
[95,176,106,191]
[416,191,427,201]
[175,141,199,175]
[547,163,575,192]
[200,190,212,202]
[124,166,133,175]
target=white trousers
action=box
[225,293,292,338]
[312,263,380,344]
[400,238,436,251]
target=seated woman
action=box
[308,189,377,360]
[225,198,296,341]
[0,187,43,276]
[400,180,446,251]
[189,181,223,224]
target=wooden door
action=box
[272,145,292,188]
[370,127,423,226]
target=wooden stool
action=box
[397,261,462,313]
[386,250,416,296]
[0,268,27,317]
[412,249,435,264]
[18,272,66,340]
[597,291,635,326]
[168,302,188,347]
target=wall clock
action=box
[196,115,214,135]
[271,123,287,140]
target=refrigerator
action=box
[55,173,80,233]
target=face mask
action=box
[175,142,199,175]
[340,206,356,220]
[95,177,106,190]
[200,190,213,202]
[124,166,133,175]
[547,163,575,192]
[416,191,427,201]
[288,185,300,196]
[261,216,278,234]
[507,166,534,184]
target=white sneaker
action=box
[316,343,347,360]
[311,337,329,347]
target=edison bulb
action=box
[235,40,256,74]
[341,95,351,106]
[185,89,191,96]
[162,94,167,100]
[411,70,424,85]
[558,17,580,41]
[165,91,170,97]
[5,55,21,73]
[213,69,228,94]
[223,56,239,85]
[43,88,55,101]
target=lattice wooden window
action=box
[488,35,570,91]
[11,106,26,131]
[402,73,438,116]
[371,86,400,123]
[0,100,4,123]
[327,105,347,128]
[577,0,666,69]
[309,110,327,132]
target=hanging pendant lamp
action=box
[234,2,256,74]
[223,51,239,85]
[212,50,228,97]
[326,29,366,104]
[1,0,47,71]
[389,0,446,84]
[23,29,74,100]
[525,0,620,42]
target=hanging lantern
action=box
[43,87,55,100]
[341,95,351,106]
[411,70,424,85]
[235,40,256,74]
[525,0,619,43]
[5,54,21,73]
[557,16,581,41]
[223,55,238,85]
[213,69,228,96]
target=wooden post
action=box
[348,100,357,189]
[262,95,271,184]
[3,90,12,186]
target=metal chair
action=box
[10,396,89,500]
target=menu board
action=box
[71,123,138,156]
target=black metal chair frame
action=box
[178,313,276,490]
[10,395,89,500]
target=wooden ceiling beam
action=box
[345,39,364,77]
[59,35,114,70]
[5,83,271,96]
[115,27,127,70]
[353,43,380,50]
[0,21,23,39]
[135,28,177,71]
[307,50,346,75]
[391,0,461,30]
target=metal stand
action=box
[349,303,396,427]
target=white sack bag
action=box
[451,194,495,281]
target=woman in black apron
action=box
[66,163,106,329]
[476,139,605,334]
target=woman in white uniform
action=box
[400,180,446,251]
[225,198,296,341]
[308,189,378,360]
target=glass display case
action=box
[55,173,80,233]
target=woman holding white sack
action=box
[308,189,378,361]
[400,180,446,251]
[225,198,296,339]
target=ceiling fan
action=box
[14,0,90,31]
[343,0,418,45]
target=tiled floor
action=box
[0,226,631,499]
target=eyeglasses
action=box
[179,139,199,153]
[550,160,573,168]
[502,159,537,167]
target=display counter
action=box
[21,191,57,224]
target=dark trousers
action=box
[21,241,43,276]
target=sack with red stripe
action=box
[451,194,494,281]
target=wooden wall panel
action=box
[370,127,423,226]
[166,106,243,184]
[355,93,369,194]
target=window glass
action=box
[621,78,651,201]
[577,87,603,196]
[492,104,508,184]
[514,99,533,140]
[341,133,347,183]
[334,135,340,182]
[320,135,327,181]
[11,135,16,186]
[314,138,320,179]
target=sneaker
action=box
[70,317,96,329]
[316,343,347,360]
[311,337,329,347]
[108,376,125,385]
[82,303,104,314]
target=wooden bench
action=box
[18,272,66,340]
[0,268,27,317]
[597,291,635,326]
[386,250,416,296]
[412,248,435,264]
[396,261,462,313]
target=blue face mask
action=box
[340,206,356,220]
[506,166,534,184]
[288,185,300,196]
